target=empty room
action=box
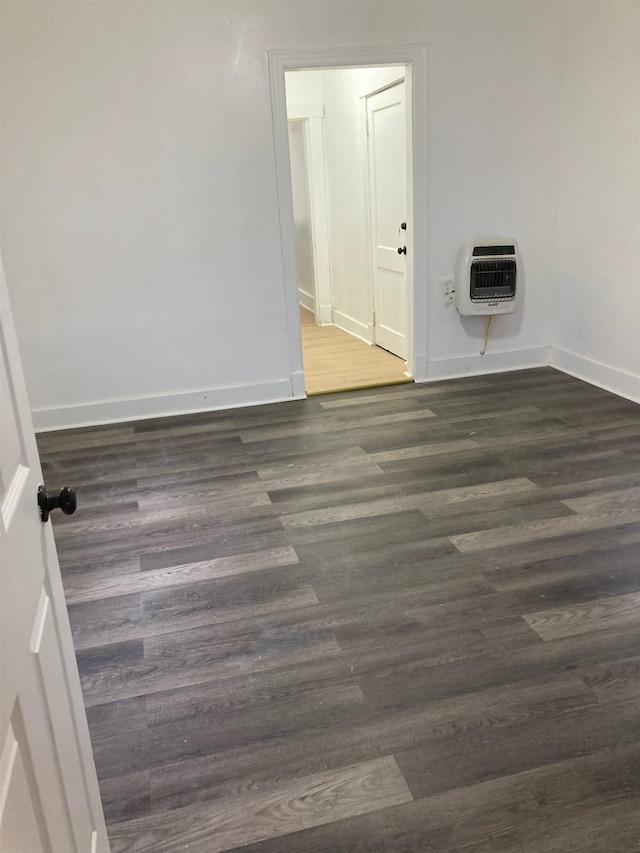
[1,1,640,852]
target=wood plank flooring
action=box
[299,307,411,394]
[37,367,640,852]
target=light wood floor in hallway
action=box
[300,307,411,394]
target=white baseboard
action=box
[298,290,315,313]
[550,346,640,404]
[32,345,639,433]
[333,310,373,344]
[33,378,297,432]
[424,346,551,382]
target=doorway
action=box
[285,66,410,394]
[269,46,428,400]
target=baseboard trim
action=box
[550,347,640,404]
[298,290,315,313]
[32,346,639,432]
[333,310,373,344]
[424,346,551,382]
[33,378,297,432]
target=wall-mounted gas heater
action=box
[455,239,521,316]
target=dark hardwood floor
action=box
[37,367,640,853]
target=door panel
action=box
[1,722,48,853]
[376,266,407,355]
[367,81,407,359]
[0,256,109,852]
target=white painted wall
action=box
[285,70,324,107]
[287,121,316,313]
[1,1,638,428]
[424,2,566,379]
[2,1,294,427]
[553,2,640,402]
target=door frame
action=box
[268,45,428,399]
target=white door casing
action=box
[0,257,109,852]
[269,45,428,396]
[366,80,408,360]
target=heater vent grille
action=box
[455,238,521,316]
[470,258,517,302]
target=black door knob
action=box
[38,486,77,523]
[397,246,407,255]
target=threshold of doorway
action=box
[306,377,413,397]
[300,307,412,395]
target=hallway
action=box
[300,307,411,394]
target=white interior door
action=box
[0,258,109,852]
[366,80,408,360]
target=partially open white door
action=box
[0,257,109,852]
[366,80,408,360]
